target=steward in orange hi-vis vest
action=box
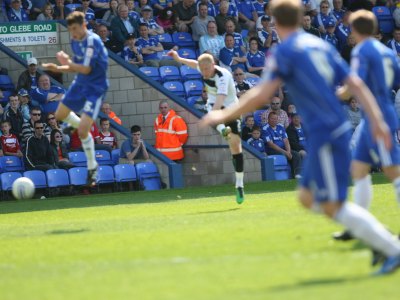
[154,109,188,161]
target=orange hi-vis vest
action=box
[108,111,122,125]
[154,109,188,160]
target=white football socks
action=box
[216,124,226,134]
[353,175,373,209]
[63,112,81,129]
[235,172,244,188]
[81,134,97,170]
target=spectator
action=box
[199,20,225,62]
[394,3,400,28]
[246,37,265,77]
[340,32,355,63]
[258,15,279,51]
[122,33,144,67]
[99,118,117,149]
[139,5,164,35]
[233,67,253,97]
[49,129,74,170]
[119,125,150,164]
[247,125,266,154]
[7,0,29,22]
[262,112,302,178]
[101,103,122,125]
[101,0,119,28]
[0,120,23,158]
[335,10,351,51]
[312,0,333,34]
[154,100,188,162]
[173,0,197,32]
[387,28,400,57]
[322,19,338,49]
[136,23,179,67]
[46,112,70,145]
[303,12,320,37]
[330,0,345,24]
[287,103,297,123]
[193,87,208,114]
[219,33,247,73]
[78,0,96,31]
[36,3,53,21]
[241,114,255,141]
[30,0,48,20]
[261,97,289,128]
[97,24,123,54]
[135,0,151,14]
[191,2,215,41]
[25,120,56,171]
[53,0,67,20]
[236,0,258,32]
[286,114,307,159]
[22,107,51,145]
[90,0,110,19]
[344,98,362,131]
[110,4,138,50]
[17,88,31,122]
[253,0,267,18]
[69,122,111,152]
[256,2,273,31]
[156,7,177,34]
[224,18,246,53]
[215,0,241,35]
[30,74,66,108]
[2,93,24,140]
[17,57,40,91]
[153,0,173,13]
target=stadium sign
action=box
[0,22,57,46]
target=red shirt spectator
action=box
[70,124,101,150]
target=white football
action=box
[12,177,35,200]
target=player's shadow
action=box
[189,208,241,215]
[47,228,89,235]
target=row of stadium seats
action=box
[140,65,201,82]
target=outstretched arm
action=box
[42,51,92,75]
[167,50,198,69]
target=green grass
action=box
[0,174,399,300]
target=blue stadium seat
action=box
[159,66,181,82]
[96,165,115,191]
[69,152,87,167]
[187,96,199,106]
[172,32,196,48]
[184,80,204,98]
[247,77,260,86]
[139,66,162,82]
[180,65,202,81]
[373,6,395,34]
[269,155,291,180]
[0,75,15,90]
[23,170,47,189]
[114,164,137,191]
[111,149,120,166]
[1,172,22,197]
[163,81,186,98]
[46,169,70,188]
[157,50,174,60]
[0,156,24,172]
[95,150,113,165]
[241,29,249,39]
[177,48,197,59]
[135,162,162,190]
[156,33,174,49]
[68,167,88,187]
[0,90,13,104]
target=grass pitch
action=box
[0,174,399,300]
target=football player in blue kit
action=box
[201,0,400,275]
[42,11,109,186]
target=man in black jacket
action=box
[17,57,41,91]
[24,121,56,171]
[286,114,307,159]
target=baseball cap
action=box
[18,88,29,96]
[126,33,135,40]
[27,57,38,65]
[326,19,335,27]
[142,5,152,11]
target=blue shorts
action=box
[300,130,352,203]
[62,81,107,119]
[353,120,400,167]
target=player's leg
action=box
[228,133,244,204]
[55,84,81,129]
[383,165,400,204]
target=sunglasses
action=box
[48,117,55,121]
[55,135,62,138]
[271,103,280,105]
[234,73,244,76]
[32,113,41,116]
[35,127,44,129]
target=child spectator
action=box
[36,3,54,21]
[242,114,255,141]
[122,34,144,67]
[156,7,177,34]
[0,120,23,158]
[247,126,266,155]
[99,118,118,149]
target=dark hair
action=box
[245,115,254,121]
[100,117,109,124]
[158,7,176,22]
[1,120,11,127]
[139,23,149,28]
[224,33,234,39]
[34,120,43,127]
[271,0,303,28]
[30,106,41,113]
[252,125,261,132]
[50,128,62,144]
[249,37,258,44]
[131,125,141,133]
[66,11,85,26]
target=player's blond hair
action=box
[349,9,378,36]
[198,53,215,65]
[270,0,303,28]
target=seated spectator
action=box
[24,120,56,171]
[261,97,289,128]
[253,0,266,18]
[302,12,320,38]
[156,7,177,34]
[135,0,151,14]
[287,103,297,124]
[387,28,400,57]
[191,2,215,42]
[335,10,351,52]
[2,93,24,141]
[344,97,362,132]
[17,57,40,91]
[193,88,208,114]
[262,112,302,178]
[173,0,197,32]
[215,0,241,35]
[22,107,51,145]
[119,125,150,164]
[126,0,140,21]
[224,19,246,53]
[101,102,122,125]
[70,122,111,152]
[234,67,253,97]
[47,113,70,145]
[153,0,173,13]
[286,114,307,159]
[219,33,247,73]
[77,0,96,31]
[7,0,29,22]
[36,3,53,21]
[29,0,48,20]
[241,114,255,141]
[139,5,164,35]
[30,74,65,108]
[99,118,118,149]
[97,24,123,54]
[256,2,273,31]
[246,37,265,77]
[236,0,258,32]
[258,15,279,51]
[110,4,139,51]
[53,0,68,20]
[49,129,74,170]
[312,0,334,34]
[90,0,110,19]
[122,34,144,67]
[322,19,338,49]
[199,20,225,62]
[340,33,355,64]
[0,121,23,158]
[136,23,179,67]
[101,0,119,28]
[247,125,266,155]
[331,0,345,24]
